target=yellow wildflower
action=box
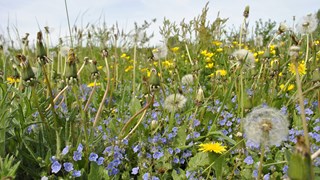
[7,77,20,84]
[87,82,101,87]
[216,48,223,52]
[162,60,173,68]
[205,57,212,63]
[287,84,295,91]
[279,72,283,77]
[125,66,134,72]
[170,47,179,53]
[288,61,307,75]
[212,41,222,46]
[280,84,295,91]
[198,142,227,154]
[216,69,227,76]
[205,63,214,69]
[121,53,130,60]
[97,66,103,70]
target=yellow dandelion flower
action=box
[7,77,20,84]
[170,47,179,52]
[279,72,283,77]
[120,53,127,58]
[125,66,134,72]
[162,60,173,68]
[147,70,151,77]
[205,63,214,69]
[258,51,264,55]
[216,69,227,76]
[198,142,227,154]
[287,84,295,91]
[87,82,101,87]
[201,50,208,56]
[205,57,212,63]
[288,61,307,75]
[216,48,223,52]
[97,66,103,70]
[208,73,214,78]
[279,84,285,91]
[212,41,222,46]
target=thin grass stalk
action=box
[84,79,97,112]
[93,55,110,127]
[257,142,265,179]
[64,0,73,48]
[120,95,154,137]
[294,61,315,179]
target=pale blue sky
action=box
[0,0,319,46]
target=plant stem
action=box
[257,142,265,179]
[84,79,97,112]
[93,56,110,127]
[64,0,73,47]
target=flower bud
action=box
[243,6,250,18]
[196,87,204,103]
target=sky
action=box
[0,0,319,47]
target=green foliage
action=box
[0,155,21,179]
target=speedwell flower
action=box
[164,94,187,112]
[243,106,289,146]
[198,142,227,154]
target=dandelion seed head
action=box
[164,94,187,112]
[243,106,289,146]
[181,74,194,86]
[296,13,318,34]
[231,49,255,68]
[153,44,168,60]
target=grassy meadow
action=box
[0,3,320,180]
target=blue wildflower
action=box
[252,169,258,178]
[173,157,179,163]
[282,165,288,174]
[143,173,150,180]
[77,143,83,152]
[63,162,74,172]
[72,170,81,177]
[73,151,82,161]
[153,151,164,160]
[108,167,119,176]
[62,146,69,155]
[51,161,61,174]
[244,156,254,165]
[89,152,98,162]
[97,157,105,165]
[131,167,139,175]
[168,148,174,155]
[263,173,270,180]
[152,176,160,180]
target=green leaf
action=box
[288,152,312,180]
[88,162,109,180]
[174,123,187,147]
[172,168,186,180]
[188,152,215,171]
